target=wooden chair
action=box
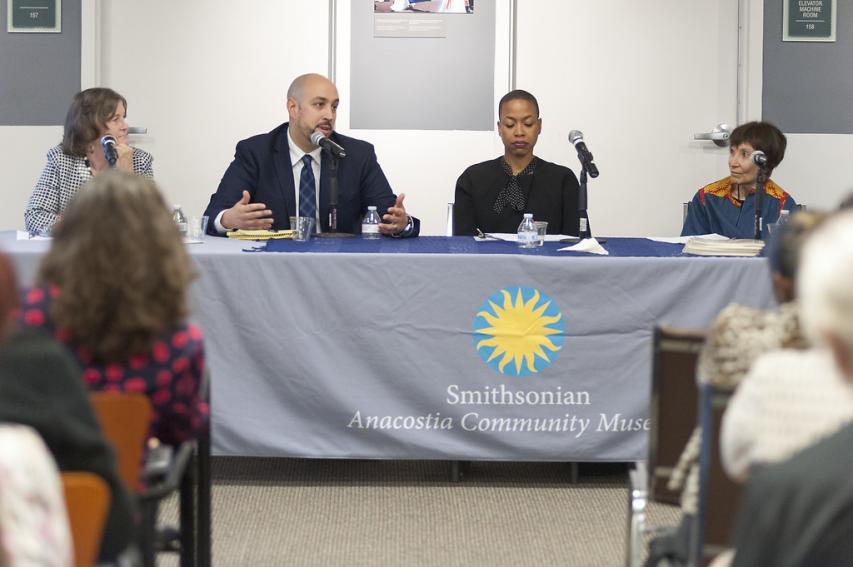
[625,325,706,567]
[89,392,152,491]
[89,380,211,567]
[691,385,741,566]
[62,472,111,567]
[648,326,706,504]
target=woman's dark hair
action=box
[37,171,195,362]
[61,88,128,157]
[498,90,540,118]
[729,121,787,176]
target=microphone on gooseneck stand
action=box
[310,131,347,158]
[568,130,599,179]
[751,150,768,240]
[100,135,118,168]
[565,130,603,242]
[311,130,353,238]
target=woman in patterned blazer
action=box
[24,87,153,234]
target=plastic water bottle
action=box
[172,205,188,237]
[362,206,381,239]
[517,213,537,248]
[770,208,791,236]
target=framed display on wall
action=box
[783,0,836,42]
[7,0,61,33]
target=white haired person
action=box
[726,211,853,567]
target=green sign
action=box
[784,0,836,42]
[7,0,60,32]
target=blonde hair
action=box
[37,171,195,362]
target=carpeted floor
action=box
[157,458,679,567]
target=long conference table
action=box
[3,231,775,462]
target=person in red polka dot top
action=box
[18,171,208,447]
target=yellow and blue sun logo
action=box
[473,287,565,376]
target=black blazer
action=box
[732,422,853,567]
[0,330,134,561]
[453,156,581,236]
[204,122,419,236]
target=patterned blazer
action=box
[24,144,154,234]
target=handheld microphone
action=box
[568,130,599,178]
[100,135,118,167]
[750,150,768,168]
[310,131,347,158]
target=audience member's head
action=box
[37,171,195,362]
[0,254,18,341]
[798,210,853,379]
[729,121,787,176]
[765,210,828,303]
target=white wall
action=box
[92,0,739,237]
[3,1,849,235]
[772,135,853,209]
[0,127,63,231]
[93,0,511,236]
[96,0,329,224]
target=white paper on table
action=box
[16,230,51,241]
[645,234,729,244]
[475,233,574,242]
[557,237,609,255]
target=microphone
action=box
[310,131,347,158]
[100,135,118,167]
[751,150,768,167]
[568,130,599,178]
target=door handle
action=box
[127,126,148,135]
[693,123,731,147]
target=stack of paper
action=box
[226,229,294,240]
[683,237,765,257]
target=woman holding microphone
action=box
[24,87,153,234]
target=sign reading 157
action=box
[9,0,59,31]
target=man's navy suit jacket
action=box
[204,122,419,235]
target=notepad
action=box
[226,229,294,241]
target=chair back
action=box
[62,472,111,567]
[89,392,152,490]
[648,326,706,505]
[692,385,741,565]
